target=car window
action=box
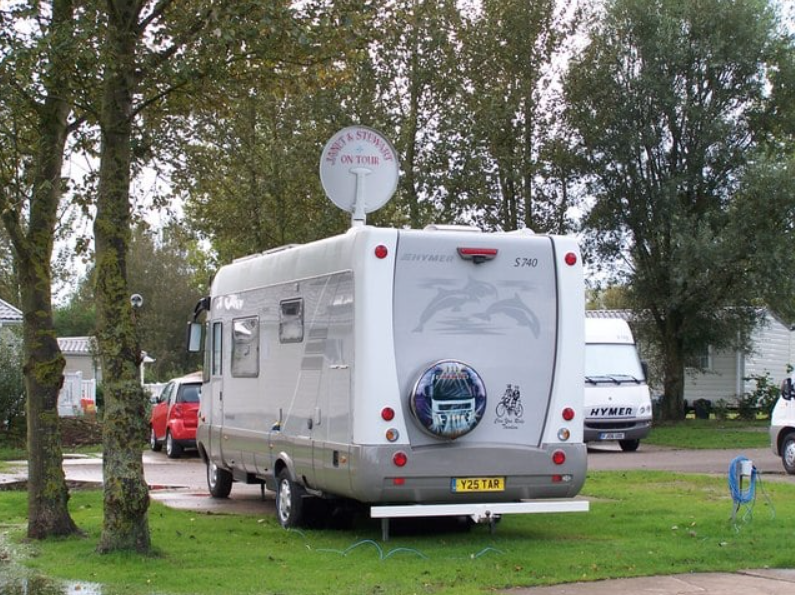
[159,382,174,404]
[177,384,201,404]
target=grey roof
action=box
[0,297,23,325]
[585,309,635,320]
[57,336,95,355]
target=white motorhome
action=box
[584,318,652,451]
[188,225,588,534]
[770,375,795,474]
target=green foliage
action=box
[126,224,204,381]
[586,285,633,310]
[459,0,582,233]
[727,156,795,322]
[740,372,782,419]
[564,0,795,419]
[171,1,376,262]
[3,473,794,594]
[53,298,95,337]
[0,329,25,441]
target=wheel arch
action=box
[778,427,795,455]
[274,453,296,483]
[197,442,209,465]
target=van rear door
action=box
[392,229,558,447]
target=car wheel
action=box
[165,430,183,459]
[149,427,162,452]
[619,439,640,452]
[207,459,233,498]
[276,469,305,529]
[781,432,795,475]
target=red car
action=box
[149,371,202,458]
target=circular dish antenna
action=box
[319,126,400,225]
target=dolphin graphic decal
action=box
[413,278,497,332]
[475,294,541,337]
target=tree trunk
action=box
[660,322,687,421]
[94,0,150,554]
[10,0,81,540]
[21,267,77,539]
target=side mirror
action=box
[781,378,794,401]
[186,321,203,353]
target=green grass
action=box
[646,419,770,449]
[2,470,794,595]
[0,442,27,462]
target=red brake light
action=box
[552,450,566,465]
[374,245,388,259]
[393,452,408,467]
[457,247,498,263]
[564,252,577,266]
[381,407,395,421]
[562,407,575,421]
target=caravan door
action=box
[207,319,226,464]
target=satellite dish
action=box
[319,126,400,225]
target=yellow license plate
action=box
[451,477,505,493]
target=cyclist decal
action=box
[495,384,525,430]
[410,360,487,439]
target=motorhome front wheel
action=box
[410,360,487,439]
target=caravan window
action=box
[211,322,223,376]
[232,316,259,377]
[280,299,304,343]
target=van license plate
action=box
[451,477,505,493]
[600,432,625,440]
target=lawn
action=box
[1,469,793,595]
[645,419,770,449]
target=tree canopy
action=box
[565,0,795,418]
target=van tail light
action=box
[457,247,498,264]
[564,252,577,266]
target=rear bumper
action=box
[371,499,589,521]
[347,442,588,504]
[167,420,197,442]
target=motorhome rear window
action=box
[232,316,260,377]
[280,299,304,343]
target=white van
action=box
[584,318,652,451]
[770,376,795,474]
[187,224,589,534]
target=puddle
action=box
[0,576,103,595]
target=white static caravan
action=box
[189,224,588,536]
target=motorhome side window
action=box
[280,298,304,343]
[211,322,223,376]
[232,316,259,377]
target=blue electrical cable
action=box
[728,455,756,505]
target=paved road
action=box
[586,442,788,478]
